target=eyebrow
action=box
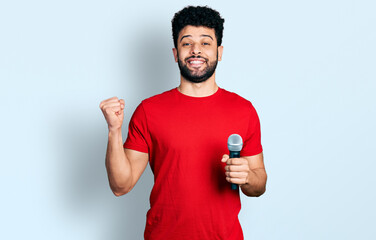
[180,34,214,42]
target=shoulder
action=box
[144,88,175,101]
[220,88,254,108]
[138,88,176,109]
[219,88,260,120]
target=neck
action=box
[177,73,218,97]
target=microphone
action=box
[227,134,243,190]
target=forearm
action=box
[240,168,267,197]
[105,129,132,196]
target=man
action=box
[100,6,267,240]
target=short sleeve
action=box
[123,102,149,153]
[241,103,263,156]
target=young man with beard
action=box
[100,6,267,240]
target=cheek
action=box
[179,53,185,60]
[176,48,189,59]
[207,49,218,59]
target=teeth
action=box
[190,61,204,64]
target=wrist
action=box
[243,170,254,187]
[108,128,122,141]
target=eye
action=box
[182,43,191,46]
[202,42,210,46]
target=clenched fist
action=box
[99,97,125,131]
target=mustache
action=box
[185,55,208,62]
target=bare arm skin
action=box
[222,152,267,197]
[100,97,149,196]
[105,129,148,196]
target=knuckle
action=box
[104,108,112,114]
[99,101,106,109]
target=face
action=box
[173,26,223,83]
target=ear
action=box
[217,46,224,61]
[172,48,178,62]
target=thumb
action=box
[221,154,229,162]
[116,99,125,116]
[115,107,124,117]
[119,99,125,109]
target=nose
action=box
[190,43,202,55]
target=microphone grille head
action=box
[227,134,243,151]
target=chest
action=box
[146,102,250,153]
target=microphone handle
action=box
[229,151,240,190]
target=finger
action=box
[221,154,229,162]
[226,177,247,185]
[103,102,122,109]
[103,97,119,104]
[226,158,248,166]
[119,99,125,109]
[115,109,124,116]
[225,171,248,178]
[104,106,123,114]
[107,96,119,101]
[100,97,120,108]
[225,165,249,172]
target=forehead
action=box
[178,25,216,40]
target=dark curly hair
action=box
[171,6,225,48]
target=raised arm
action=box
[100,97,149,196]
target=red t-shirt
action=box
[124,87,262,240]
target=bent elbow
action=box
[243,186,266,197]
[111,186,131,197]
[254,186,266,197]
[113,190,126,197]
[254,190,265,197]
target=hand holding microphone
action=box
[222,134,250,190]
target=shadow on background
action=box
[57,23,176,239]
[106,22,177,240]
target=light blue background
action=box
[1,0,375,239]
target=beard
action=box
[177,52,218,83]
